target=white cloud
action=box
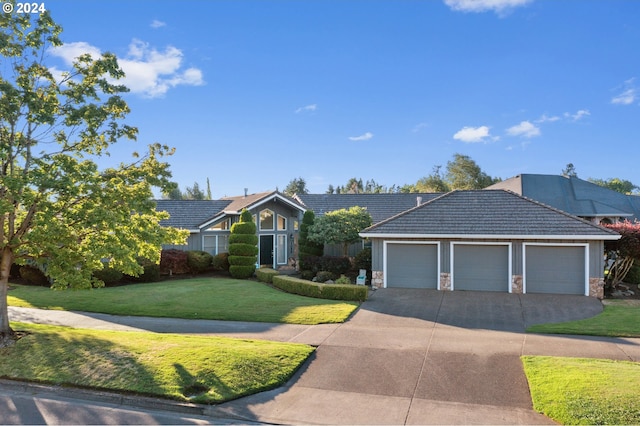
[564,109,590,121]
[611,78,637,105]
[535,113,561,123]
[48,39,204,98]
[506,120,540,138]
[412,122,429,133]
[150,19,166,29]
[452,125,493,143]
[444,0,532,15]
[348,132,374,141]
[295,104,317,114]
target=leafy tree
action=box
[562,163,578,177]
[228,209,258,278]
[298,210,324,269]
[284,177,308,196]
[162,183,184,200]
[445,153,500,189]
[206,177,212,199]
[345,177,364,194]
[603,221,640,287]
[326,184,335,194]
[0,12,188,345]
[307,207,372,256]
[184,181,206,200]
[415,165,450,192]
[589,177,639,194]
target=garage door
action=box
[453,244,509,292]
[525,245,586,295]
[386,243,438,288]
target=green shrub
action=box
[299,210,324,265]
[335,274,351,284]
[93,267,123,286]
[127,258,161,283]
[228,233,258,245]
[256,268,279,284]
[315,270,335,283]
[212,252,230,271]
[229,209,258,279]
[354,247,372,271]
[229,243,259,257]
[272,275,367,301]
[300,270,314,280]
[229,222,256,235]
[228,255,257,266]
[319,256,352,275]
[19,265,49,286]
[187,250,213,274]
[229,265,255,279]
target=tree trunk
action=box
[607,256,635,287]
[0,248,15,347]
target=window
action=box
[203,235,229,255]
[277,234,287,264]
[260,209,274,230]
[277,214,287,231]
[207,218,230,231]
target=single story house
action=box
[359,190,620,298]
[156,191,306,268]
[487,174,640,224]
[294,193,440,255]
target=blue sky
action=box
[45,0,640,197]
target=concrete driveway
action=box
[214,289,640,425]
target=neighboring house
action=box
[359,190,620,298]
[294,193,440,255]
[487,174,640,224]
[156,191,306,268]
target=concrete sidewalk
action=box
[7,289,640,425]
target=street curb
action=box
[0,378,252,421]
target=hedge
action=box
[272,275,368,302]
[229,265,255,278]
[255,268,279,284]
[187,250,213,274]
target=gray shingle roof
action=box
[294,193,441,224]
[155,200,231,229]
[360,190,620,238]
[487,174,640,220]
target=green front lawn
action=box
[526,300,640,337]
[1,323,314,404]
[522,356,640,425]
[8,277,359,324]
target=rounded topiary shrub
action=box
[19,265,49,286]
[354,247,372,272]
[187,250,213,274]
[228,209,258,279]
[228,233,258,245]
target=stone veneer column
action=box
[440,272,451,291]
[371,271,384,289]
[589,277,605,299]
[511,275,523,294]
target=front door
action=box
[260,235,274,267]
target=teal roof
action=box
[488,174,640,221]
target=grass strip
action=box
[522,356,640,425]
[8,278,359,325]
[0,322,314,404]
[526,301,640,337]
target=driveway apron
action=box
[216,289,632,425]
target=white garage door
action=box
[453,244,510,292]
[386,243,438,288]
[525,245,586,295]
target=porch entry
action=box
[259,235,274,267]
